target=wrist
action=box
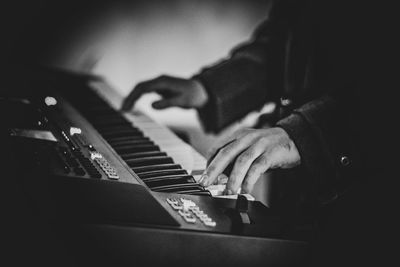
[191,78,209,108]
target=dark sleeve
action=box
[276,94,361,206]
[193,0,292,133]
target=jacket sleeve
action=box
[193,0,293,133]
[276,93,361,206]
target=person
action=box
[122,0,391,265]
[122,0,357,201]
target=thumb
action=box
[152,99,176,109]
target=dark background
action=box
[0,1,396,266]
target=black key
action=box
[114,144,160,154]
[111,140,154,150]
[175,190,210,195]
[144,175,196,188]
[138,169,187,179]
[132,164,183,174]
[107,136,150,144]
[125,156,173,168]
[121,151,167,160]
[101,129,143,139]
[98,125,139,133]
[151,184,204,193]
[94,122,133,130]
[85,106,115,114]
[92,119,129,128]
[186,191,212,196]
[90,114,126,121]
[111,141,154,150]
[90,114,127,123]
[141,174,194,183]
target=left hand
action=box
[199,127,301,194]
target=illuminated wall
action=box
[3,0,271,155]
[47,0,271,93]
[41,0,272,153]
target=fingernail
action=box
[223,189,233,195]
[217,174,228,185]
[199,174,208,186]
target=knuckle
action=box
[133,83,146,93]
[206,165,217,177]
[236,151,252,165]
[247,130,259,139]
[258,136,271,145]
[219,146,231,157]
[174,97,185,105]
[236,128,249,137]
[236,155,248,165]
[254,156,270,170]
[157,74,168,80]
[242,179,254,191]
[154,75,170,86]
[246,165,260,178]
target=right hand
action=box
[121,75,209,111]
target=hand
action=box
[199,127,301,195]
[121,75,208,111]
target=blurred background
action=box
[2,0,273,202]
[2,0,271,152]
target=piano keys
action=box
[88,78,238,197]
[59,78,211,196]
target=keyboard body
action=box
[1,67,311,266]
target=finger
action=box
[206,128,252,165]
[152,99,175,109]
[241,154,271,194]
[121,82,152,111]
[200,140,243,187]
[225,145,263,194]
[121,76,173,111]
[206,139,236,166]
[216,173,228,185]
[200,133,258,187]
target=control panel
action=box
[5,94,140,185]
[166,197,217,227]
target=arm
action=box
[277,93,360,205]
[194,0,294,133]
[200,92,360,206]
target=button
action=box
[178,210,192,217]
[340,156,350,166]
[166,198,178,205]
[193,210,204,217]
[107,174,119,180]
[74,167,86,176]
[199,215,212,223]
[183,215,196,223]
[204,221,216,227]
[280,97,292,107]
[189,206,200,212]
[171,203,183,210]
[62,165,71,173]
[180,198,196,210]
